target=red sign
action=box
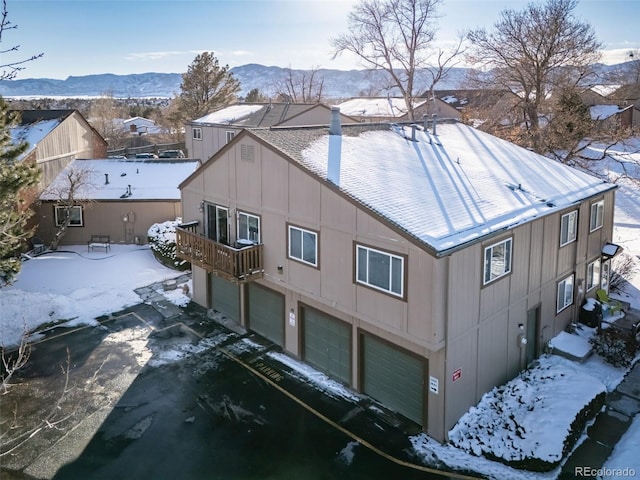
[452,368,462,382]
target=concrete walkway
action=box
[560,359,640,479]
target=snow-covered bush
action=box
[147,218,190,271]
[448,356,606,472]
[590,326,637,367]
[611,252,637,292]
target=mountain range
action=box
[0,62,631,100]
[0,64,468,100]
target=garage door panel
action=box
[247,283,284,346]
[303,307,351,385]
[211,275,240,320]
[362,335,424,425]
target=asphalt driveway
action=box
[1,300,454,480]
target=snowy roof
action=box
[249,121,614,254]
[193,104,266,125]
[590,104,627,120]
[335,98,426,118]
[40,158,199,201]
[10,119,62,161]
[590,85,621,97]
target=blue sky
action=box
[6,0,640,80]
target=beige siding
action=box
[37,200,181,245]
[181,132,618,444]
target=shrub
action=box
[147,218,190,271]
[589,326,637,368]
[610,252,637,292]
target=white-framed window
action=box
[237,211,260,243]
[356,245,404,297]
[483,238,512,285]
[54,205,83,227]
[587,259,601,291]
[560,211,578,246]
[557,274,574,313]
[288,225,318,267]
[192,127,202,140]
[226,130,235,144]
[590,200,604,232]
[601,259,611,293]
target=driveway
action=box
[1,300,453,480]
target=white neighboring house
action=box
[116,117,166,136]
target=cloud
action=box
[600,48,639,65]
[231,50,253,57]
[125,51,200,61]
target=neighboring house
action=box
[117,116,165,136]
[589,104,637,130]
[184,102,356,162]
[11,109,108,191]
[177,110,617,442]
[433,89,512,122]
[335,96,460,123]
[38,158,199,245]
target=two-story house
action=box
[184,102,356,162]
[177,108,617,442]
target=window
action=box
[288,225,317,266]
[560,211,578,246]
[206,204,228,244]
[587,259,601,291]
[237,211,260,243]
[226,131,235,144]
[356,245,404,297]
[557,274,574,313]
[601,259,611,292]
[192,127,202,140]
[590,200,604,232]
[483,238,512,285]
[54,205,83,227]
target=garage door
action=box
[302,307,351,385]
[210,275,240,321]
[247,283,284,346]
[361,334,425,425]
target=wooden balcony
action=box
[175,227,264,283]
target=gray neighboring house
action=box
[184,102,356,162]
[177,110,618,442]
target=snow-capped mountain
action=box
[0,64,469,100]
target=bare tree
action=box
[0,0,43,80]
[332,0,463,120]
[44,166,96,251]
[466,0,601,153]
[1,328,30,394]
[88,92,130,149]
[273,66,325,103]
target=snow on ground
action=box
[0,244,183,348]
[602,414,640,479]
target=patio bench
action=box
[88,234,111,252]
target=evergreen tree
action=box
[177,52,240,119]
[0,97,40,284]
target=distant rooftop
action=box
[191,102,328,128]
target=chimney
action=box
[432,114,438,136]
[105,173,109,185]
[127,184,132,196]
[423,114,428,130]
[411,124,417,141]
[327,107,342,185]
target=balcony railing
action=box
[175,227,264,282]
